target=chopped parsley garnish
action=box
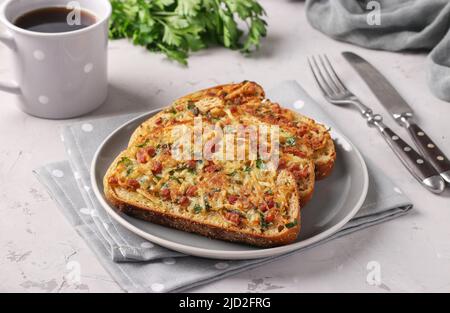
[204,198,211,211]
[136,139,149,148]
[165,107,177,114]
[243,165,252,172]
[259,212,269,229]
[187,101,200,116]
[118,157,132,166]
[227,171,237,177]
[265,189,273,195]
[256,159,265,169]
[118,157,134,176]
[285,220,298,229]
[285,137,296,146]
[126,167,133,176]
[193,204,203,214]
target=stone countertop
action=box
[0,0,449,293]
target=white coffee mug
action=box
[0,0,111,119]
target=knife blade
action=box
[342,51,450,183]
[342,52,413,120]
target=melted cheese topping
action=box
[109,87,330,234]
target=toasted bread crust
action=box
[315,152,336,180]
[128,81,265,146]
[314,133,336,180]
[103,144,301,247]
[104,177,301,248]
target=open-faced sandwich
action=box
[104,82,336,247]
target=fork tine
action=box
[318,55,342,94]
[308,57,329,97]
[308,56,335,96]
[322,54,348,93]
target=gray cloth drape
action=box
[306,0,450,102]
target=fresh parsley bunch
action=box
[109,0,267,65]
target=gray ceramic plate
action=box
[91,110,369,260]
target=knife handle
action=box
[406,123,450,184]
[380,127,445,193]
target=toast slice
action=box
[127,82,334,205]
[104,122,301,247]
[129,81,335,180]
[241,98,336,180]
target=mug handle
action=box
[0,30,21,95]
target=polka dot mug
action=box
[0,0,111,119]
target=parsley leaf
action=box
[117,157,134,176]
[285,137,296,146]
[109,0,267,64]
[259,212,269,229]
[285,220,298,229]
[256,159,265,169]
[136,139,150,148]
[193,204,203,214]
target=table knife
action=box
[342,51,450,184]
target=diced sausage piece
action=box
[151,161,163,174]
[278,159,287,170]
[108,176,119,186]
[127,179,140,190]
[146,146,156,157]
[136,148,149,164]
[204,164,221,173]
[224,211,241,225]
[291,164,300,172]
[160,188,171,200]
[265,211,275,223]
[259,202,269,212]
[185,186,198,197]
[178,196,190,207]
[291,166,310,180]
[284,147,307,158]
[227,195,239,205]
[186,160,197,170]
[266,199,275,209]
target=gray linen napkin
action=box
[33,81,412,293]
[306,0,450,102]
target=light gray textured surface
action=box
[1,0,450,292]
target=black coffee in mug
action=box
[14,7,96,33]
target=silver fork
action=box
[308,55,445,194]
